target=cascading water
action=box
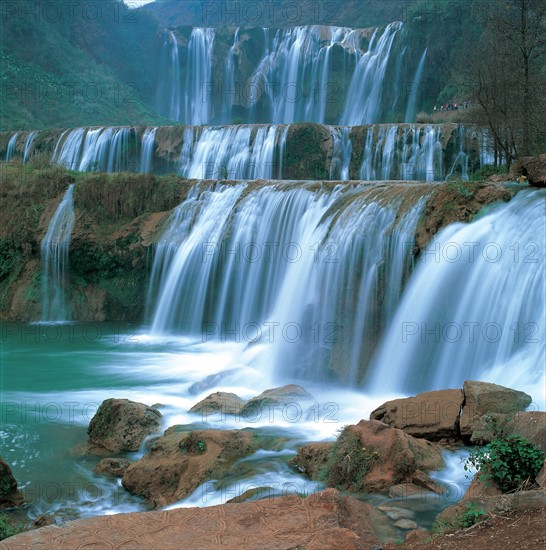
[148,182,431,384]
[140,127,157,173]
[445,125,470,181]
[341,22,403,125]
[53,127,135,172]
[183,28,215,125]
[405,48,427,123]
[178,125,288,180]
[329,127,352,180]
[368,190,546,395]
[6,133,19,161]
[169,32,181,122]
[156,23,408,125]
[40,184,75,322]
[23,131,38,162]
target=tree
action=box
[458,0,546,167]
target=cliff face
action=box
[0,166,517,324]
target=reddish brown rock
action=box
[93,458,131,478]
[0,457,24,509]
[87,398,162,453]
[370,389,463,442]
[462,475,503,501]
[0,489,381,550]
[317,420,444,494]
[513,154,546,187]
[292,442,333,479]
[460,381,532,439]
[240,385,313,418]
[122,428,259,507]
[537,460,546,488]
[189,391,246,417]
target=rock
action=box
[188,369,238,395]
[240,385,313,418]
[33,515,55,528]
[377,505,414,520]
[411,470,445,494]
[0,489,382,549]
[394,519,418,530]
[469,411,546,450]
[370,389,463,442]
[0,457,24,509]
[189,392,246,417]
[405,528,429,542]
[87,398,162,453]
[93,458,131,478]
[292,443,332,479]
[513,154,546,187]
[462,474,503,501]
[388,483,427,498]
[226,487,271,504]
[121,428,260,507]
[319,420,444,493]
[459,381,532,439]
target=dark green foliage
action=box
[319,427,379,491]
[460,502,487,528]
[465,434,545,492]
[0,514,25,541]
[179,433,207,455]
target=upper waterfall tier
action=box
[155,23,427,125]
[1,123,495,182]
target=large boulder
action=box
[370,389,463,442]
[470,411,546,450]
[93,458,131,478]
[0,457,23,509]
[240,385,313,419]
[0,489,383,549]
[189,392,246,418]
[459,381,532,439]
[513,154,546,187]
[87,398,162,453]
[121,427,260,507]
[299,420,444,494]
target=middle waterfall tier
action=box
[6,123,496,182]
[147,181,432,385]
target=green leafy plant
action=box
[460,502,487,528]
[179,433,207,455]
[0,514,24,541]
[465,434,544,492]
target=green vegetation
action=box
[465,434,545,492]
[1,0,168,130]
[432,502,488,535]
[319,427,379,491]
[179,433,208,455]
[0,514,25,542]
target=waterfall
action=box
[53,127,135,172]
[368,190,546,393]
[405,48,427,123]
[23,131,38,162]
[40,184,75,322]
[178,125,288,180]
[359,125,445,181]
[150,183,247,334]
[6,133,19,161]
[340,22,403,125]
[169,31,181,122]
[183,28,215,125]
[140,127,157,173]
[224,28,240,123]
[329,127,352,180]
[148,182,431,384]
[446,126,470,180]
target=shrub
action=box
[0,514,24,541]
[179,433,207,455]
[465,434,545,492]
[319,427,379,491]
